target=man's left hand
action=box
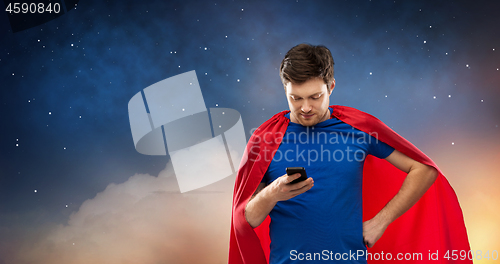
[362,217,388,248]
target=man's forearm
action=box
[375,164,438,226]
[363,163,438,247]
[245,174,314,228]
[245,187,277,228]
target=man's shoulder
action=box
[253,110,290,131]
[331,105,379,120]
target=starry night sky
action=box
[1,0,499,263]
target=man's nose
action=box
[301,100,312,113]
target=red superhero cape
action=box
[229,105,471,264]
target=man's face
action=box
[285,77,334,126]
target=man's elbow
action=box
[424,165,439,183]
[245,202,258,228]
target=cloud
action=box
[2,161,235,264]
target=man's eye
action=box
[291,97,301,101]
[312,95,321,100]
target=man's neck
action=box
[318,108,331,122]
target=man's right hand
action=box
[267,173,314,202]
[245,173,314,228]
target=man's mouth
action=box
[301,113,314,119]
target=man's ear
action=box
[328,79,336,95]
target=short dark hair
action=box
[279,43,334,90]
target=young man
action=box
[229,44,471,264]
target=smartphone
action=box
[286,167,308,184]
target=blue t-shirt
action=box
[261,107,394,263]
